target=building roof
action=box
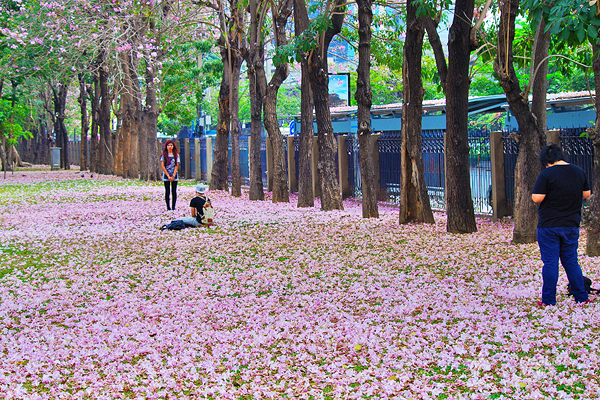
[321,91,596,119]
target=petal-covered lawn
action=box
[1,169,599,400]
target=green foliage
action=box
[274,14,333,66]
[158,40,221,136]
[369,67,403,105]
[469,112,505,134]
[534,0,600,46]
[0,98,33,142]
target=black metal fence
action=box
[68,128,593,216]
[347,129,492,214]
[502,127,594,212]
[561,127,594,185]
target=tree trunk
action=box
[445,0,477,233]
[78,74,89,171]
[530,19,551,138]
[584,43,600,256]
[99,62,113,175]
[127,57,141,180]
[423,16,448,93]
[246,0,266,201]
[495,0,544,243]
[263,0,293,203]
[211,36,231,191]
[399,0,434,224]
[306,0,346,211]
[38,119,51,165]
[355,0,378,218]
[139,102,149,181]
[118,51,137,179]
[90,70,100,173]
[231,52,243,197]
[141,61,160,181]
[294,0,314,207]
[0,127,7,177]
[52,82,70,170]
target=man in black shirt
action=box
[532,144,591,306]
[179,183,209,227]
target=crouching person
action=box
[161,183,214,231]
[179,183,213,227]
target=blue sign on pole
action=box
[289,121,295,136]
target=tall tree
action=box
[355,0,378,218]
[423,0,492,232]
[264,0,294,203]
[585,43,600,255]
[212,35,232,191]
[78,73,90,171]
[295,0,346,211]
[230,47,244,197]
[494,0,546,243]
[293,0,315,208]
[399,0,434,224]
[48,80,71,170]
[445,0,478,233]
[245,0,267,201]
[207,0,245,192]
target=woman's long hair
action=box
[161,139,179,162]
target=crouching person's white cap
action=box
[196,183,207,194]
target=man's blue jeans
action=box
[537,227,588,304]
[179,217,200,228]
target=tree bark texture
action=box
[211,37,231,191]
[51,81,70,170]
[355,0,378,218]
[0,131,7,177]
[90,69,100,174]
[264,0,293,203]
[15,120,51,165]
[495,0,544,243]
[118,51,138,179]
[423,16,448,93]
[141,60,160,181]
[246,0,266,201]
[530,19,551,137]
[294,0,314,207]
[399,1,434,225]
[127,56,141,180]
[445,0,477,233]
[583,43,600,256]
[306,0,346,211]
[99,63,113,175]
[78,75,89,171]
[230,52,243,197]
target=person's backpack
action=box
[200,198,215,225]
[160,220,187,231]
[567,276,600,295]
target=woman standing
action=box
[160,139,180,211]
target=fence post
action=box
[547,129,560,146]
[266,137,273,191]
[184,138,191,179]
[312,136,320,197]
[287,136,297,193]
[371,134,382,200]
[490,131,509,220]
[248,137,252,180]
[194,138,201,181]
[338,135,350,198]
[206,136,213,184]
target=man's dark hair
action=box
[540,143,566,167]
